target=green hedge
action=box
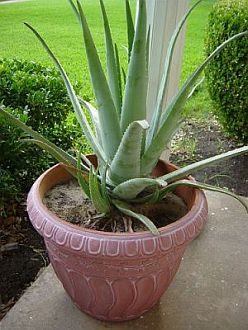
[205,0,248,143]
[0,59,81,205]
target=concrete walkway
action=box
[1,191,248,330]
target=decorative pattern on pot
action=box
[44,239,186,321]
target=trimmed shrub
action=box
[0,59,81,204]
[205,0,248,143]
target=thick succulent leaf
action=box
[160,146,248,183]
[146,186,160,204]
[120,0,148,132]
[121,67,126,85]
[113,177,166,200]
[108,120,149,185]
[114,43,122,111]
[100,165,110,205]
[76,1,121,160]
[77,171,90,197]
[100,0,121,114]
[146,0,202,148]
[22,138,78,174]
[68,0,80,20]
[159,180,248,213]
[0,108,81,172]
[146,25,151,71]
[141,31,248,175]
[77,149,90,198]
[89,167,111,215]
[128,185,161,204]
[79,149,94,169]
[78,97,102,145]
[125,0,134,61]
[187,77,205,99]
[24,22,106,164]
[112,199,160,235]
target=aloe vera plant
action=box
[1,0,247,235]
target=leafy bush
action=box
[0,59,80,203]
[0,58,77,141]
[205,0,248,143]
[0,168,20,209]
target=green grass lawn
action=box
[0,0,216,116]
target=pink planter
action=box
[27,160,208,321]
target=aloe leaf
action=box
[141,31,248,175]
[22,138,76,170]
[100,164,110,206]
[187,76,205,99]
[24,22,105,164]
[146,0,202,149]
[159,180,248,213]
[161,146,248,184]
[125,0,134,61]
[112,199,159,235]
[76,1,121,160]
[77,97,102,145]
[108,120,149,184]
[68,0,80,20]
[77,172,91,198]
[146,186,160,204]
[23,139,90,179]
[0,107,81,168]
[120,0,148,132]
[89,167,111,215]
[76,148,90,198]
[79,149,94,169]
[100,0,121,114]
[146,25,151,71]
[113,177,166,200]
[114,43,122,110]
[121,67,126,85]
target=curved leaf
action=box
[0,107,81,171]
[160,146,248,183]
[120,0,148,132]
[114,43,123,111]
[159,179,248,213]
[113,177,166,200]
[78,97,102,145]
[112,199,160,235]
[76,1,121,160]
[89,166,111,215]
[125,0,134,61]
[77,148,90,198]
[108,120,149,184]
[24,22,106,164]
[100,0,121,114]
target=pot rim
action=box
[27,162,207,240]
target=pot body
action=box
[27,160,208,321]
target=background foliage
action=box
[205,0,248,143]
[0,59,82,205]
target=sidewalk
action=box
[1,191,248,330]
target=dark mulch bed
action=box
[0,118,247,320]
[0,202,48,320]
[170,118,248,196]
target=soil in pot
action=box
[43,179,188,233]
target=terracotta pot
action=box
[27,159,208,321]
